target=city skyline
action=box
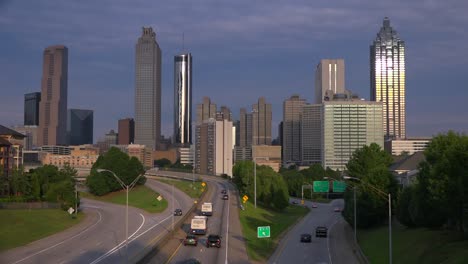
[1,1,467,141]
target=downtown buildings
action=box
[174,53,192,147]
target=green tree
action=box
[154,158,171,168]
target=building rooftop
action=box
[0,124,26,139]
[389,151,425,172]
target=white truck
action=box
[190,216,207,235]
[201,202,213,216]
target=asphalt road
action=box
[0,179,192,264]
[148,170,249,264]
[269,198,361,264]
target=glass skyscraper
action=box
[370,17,406,139]
[67,109,93,145]
[24,92,41,126]
[135,27,161,150]
[174,53,192,146]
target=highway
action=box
[269,198,361,264]
[0,179,192,264]
[146,170,249,264]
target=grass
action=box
[239,202,309,262]
[359,225,468,264]
[80,185,168,213]
[156,178,204,198]
[0,209,85,251]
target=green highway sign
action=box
[313,181,329,193]
[333,181,346,193]
[257,226,271,238]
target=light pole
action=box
[344,176,392,264]
[254,159,257,208]
[97,169,144,263]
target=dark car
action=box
[174,209,183,216]
[291,200,298,204]
[334,207,341,212]
[221,189,227,194]
[300,233,312,243]
[222,194,229,200]
[183,235,198,246]
[315,226,328,237]
[206,234,221,248]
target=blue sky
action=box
[1,0,467,141]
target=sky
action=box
[1,0,468,142]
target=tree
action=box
[154,158,172,168]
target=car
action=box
[206,234,221,248]
[315,226,328,237]
[222,194,229,200]
[311,204,318,208]
[180,258,201,264]
[291,200,298,204]
[183,234,198,246]
[300,233,312,243]
[174,208,183,216]
[334,207,341,212]
[221,189,227,194]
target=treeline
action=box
[0,164,79,210]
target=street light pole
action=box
[353,186,357,244]
[389,193,392,264]
[254,159,257,209]
[97,169,144,264]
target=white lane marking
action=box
[90,213,146,264]
[225,187,230,264]
[327,218,339,264]
[90,213,172,264]
[13,209,103,264]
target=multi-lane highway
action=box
[0,179,192,264]
[269,198,361,264]
[147,170,249,264]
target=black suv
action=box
[315,226,328,237]
[174,209,182,216]
[206,234,221,248]
[300,233,312,243]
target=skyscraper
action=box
[282,95,307,165]
[370,17,406,139]
[135,27,162,150]
[196,97,216,123]
[174,53,192,146]
[24,92,41,126]
[118,118,135,145]
[252,97,272,145]
[239,108,253,147]
[315,59,345,103]
[67,109,93,145]
[38,45,68,146]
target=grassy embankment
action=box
[359,225,468,264]
[239,201,309,262]
[0,209,85,251]
[156,178,204,198]
[81,185,168,213]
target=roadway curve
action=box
[269,198,361,264]
[0,179,192,264]
[147,170,249,264]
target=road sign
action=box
[201,182,206,187]
[333,181,346,193]
[157,195,163,201]
[301,200,304,205]
[257,226,270,238]
[313,181,329,193]
[243,195,248,202]
[68,207,75,215]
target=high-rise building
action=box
[196,97,217,123]
[239,108,253,147]
[38,45,68,146]
[315,59,345,103]
[174,53,192,146]
[215,119,233,176]
[282,95,307,165]
[118,118,135,145]
[216,106,232,121]
[301,104,322,165]
[252,97,272,145]
[135,27,162,150]
[24,92,41,126]
[67,109,93,145]
[370,17,406,139]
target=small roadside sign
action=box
[301,200,304,205]
[157,195,163,201]
[243,195,249,202]
[257,226,270,238]
[201,182,206,187]
[68,207,75,215]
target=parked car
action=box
[184,235,198,246]
[174,208,183,216]
[315,226,328,237]
[206,234,221,248]
[300,233,312,243]
[222,194,229,200]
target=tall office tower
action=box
[315,59,345,103]
[67,109,93,145]
[195,119,216,175]
[118,118,135,145]
[370,17,406,139]
[238,108,253,147]
[301,104,322,166]
[196,97,216,123]
[135,27,162,150]
[234,120,240,147]
[174,53,192,146]
[215,119,233,176]
[24,92,41,126]
[216,106,232,121]
[38,45,68,146]
[282,95,307,165]
[252,97,272,145]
